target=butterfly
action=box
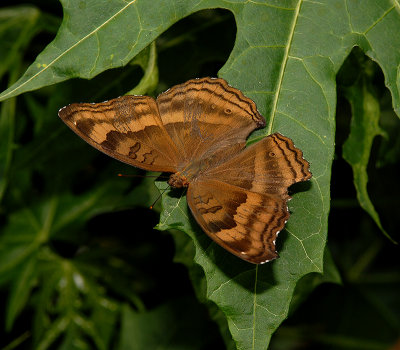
[59,77,312,264]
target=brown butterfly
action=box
[59,77,311,264]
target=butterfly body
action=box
[168,172,189,188]
[59,77,311,264]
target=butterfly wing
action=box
[156,77,265,167]
[187,133,312,264]
[208,133,312,194]
[59,95,180,172]
[187,180,288,263]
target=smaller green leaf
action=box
[33,264,63,344]
[58,327,89,350]
[5,253,39,330]
[0,6,43,202]
[0,89,16,202]
[90,297,120,349]
[0,6,41,80]
[31,252,121,348]
[0,206,43,284]
[72,314,107,350]
[342,74,395,243]
[36,315,71,350]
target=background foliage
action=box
[0,1,399,349]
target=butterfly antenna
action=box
[117,173,169,179]
[149,185,170,210]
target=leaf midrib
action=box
[266,0,303,135]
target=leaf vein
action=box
[255,302,284,317]
[277,111,327,146]
[287,228,322,272]
[364,5,395,35]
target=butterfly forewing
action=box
[59,95,180,172]
[156,78,265,166]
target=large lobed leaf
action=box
[1,0,400,349]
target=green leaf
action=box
[0,205,44,284]
[0,91,16,202]
[6,253,39,330]
[0,6,41,80]
[0,5,41,202]
[36,315,71,350]
[1,189,131,346]
[342,72,394,242]
[0,179,131,279]
[31,249,121,349]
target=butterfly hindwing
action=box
[206,133,312,195]
[186,133,312,264]
[187,179,288,264]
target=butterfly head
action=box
[168,172,189,188]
